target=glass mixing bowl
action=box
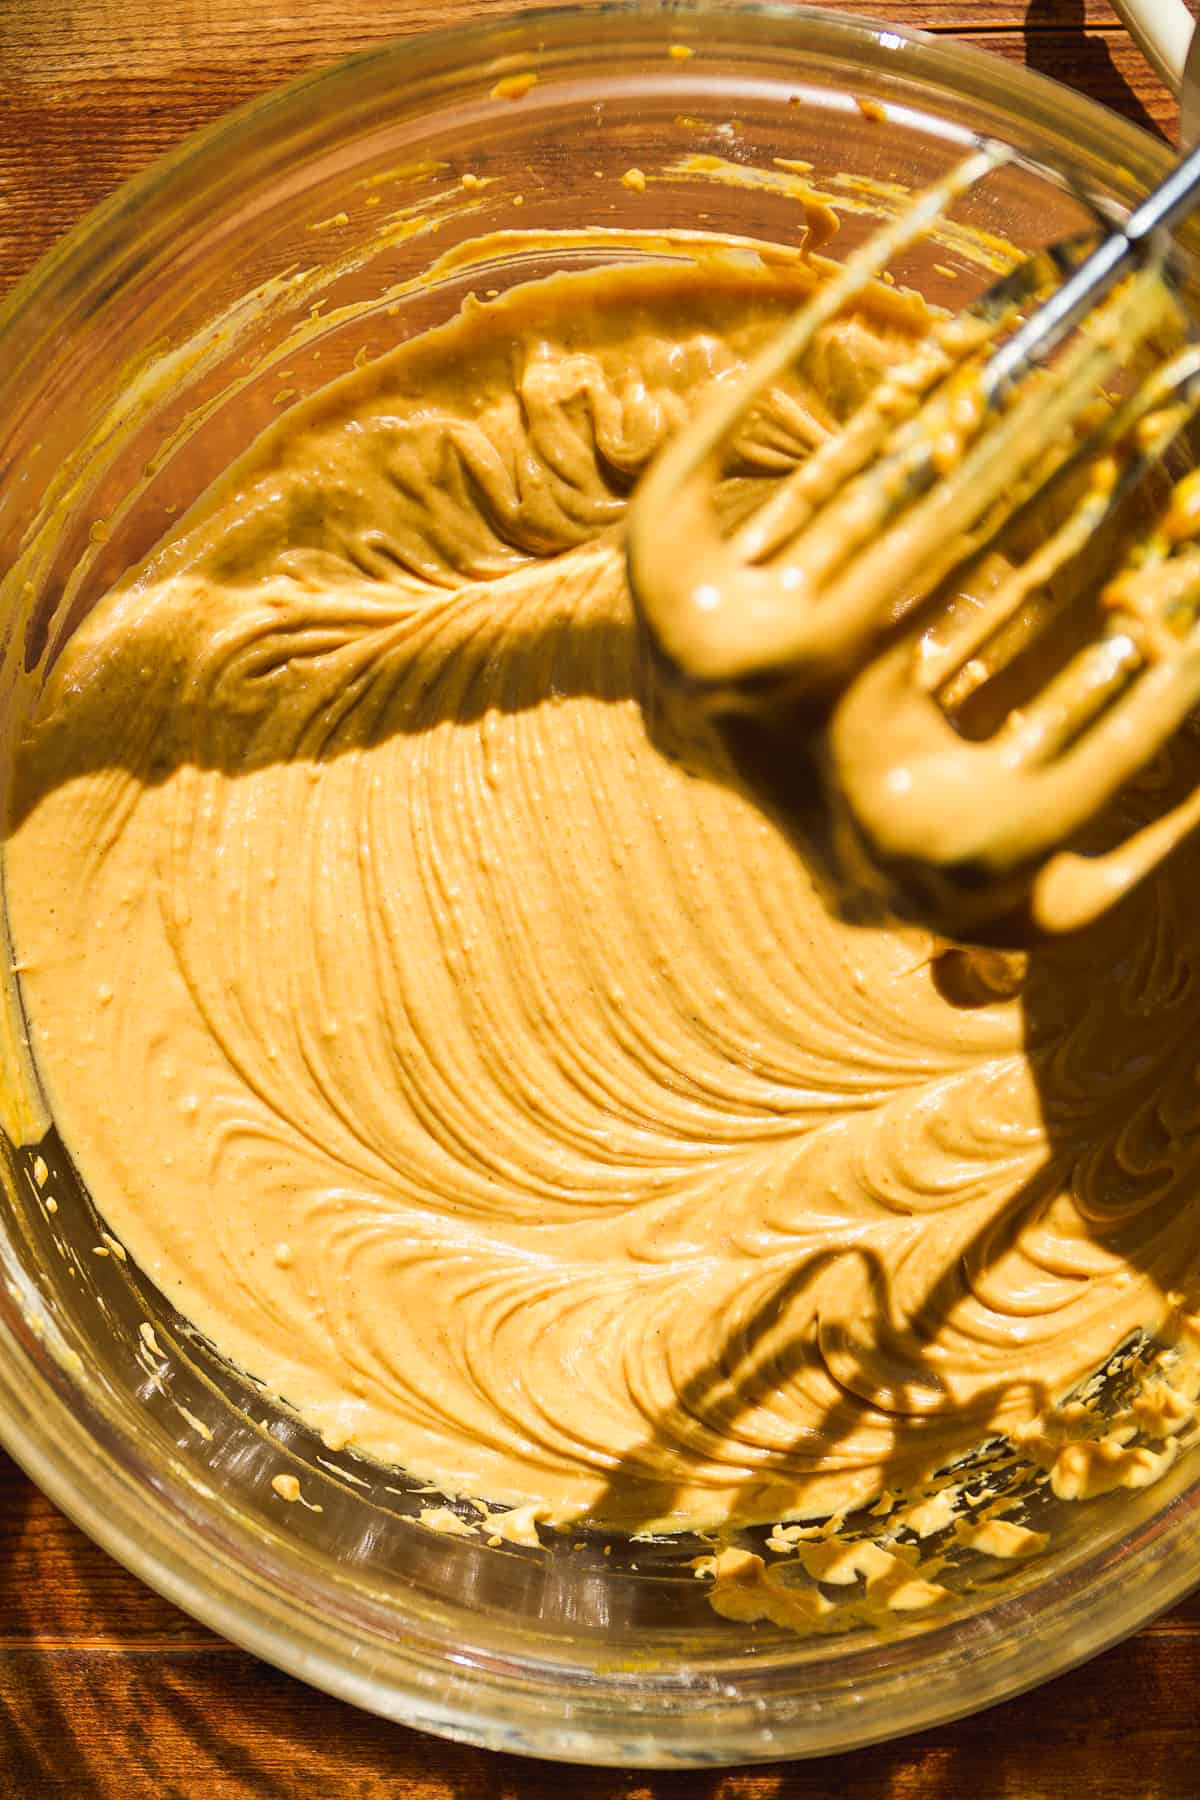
[1,1,1199,1766]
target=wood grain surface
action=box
[0,2,1197,1794]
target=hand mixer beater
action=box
[628,140,1200,943]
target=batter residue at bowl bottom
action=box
[8,242,1200,1579]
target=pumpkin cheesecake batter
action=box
[8,252,1200,1531]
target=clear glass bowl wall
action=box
[0,2,1197,1766]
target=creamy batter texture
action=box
[9,253,1200,1532]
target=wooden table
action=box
[0,2,1197,1793]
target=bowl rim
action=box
[1,0,1197,1766]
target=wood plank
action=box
[0,1455,220,1648]
[0,22,1177,294]
[0,0,1143,83]
[0,1625,1198,1799]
